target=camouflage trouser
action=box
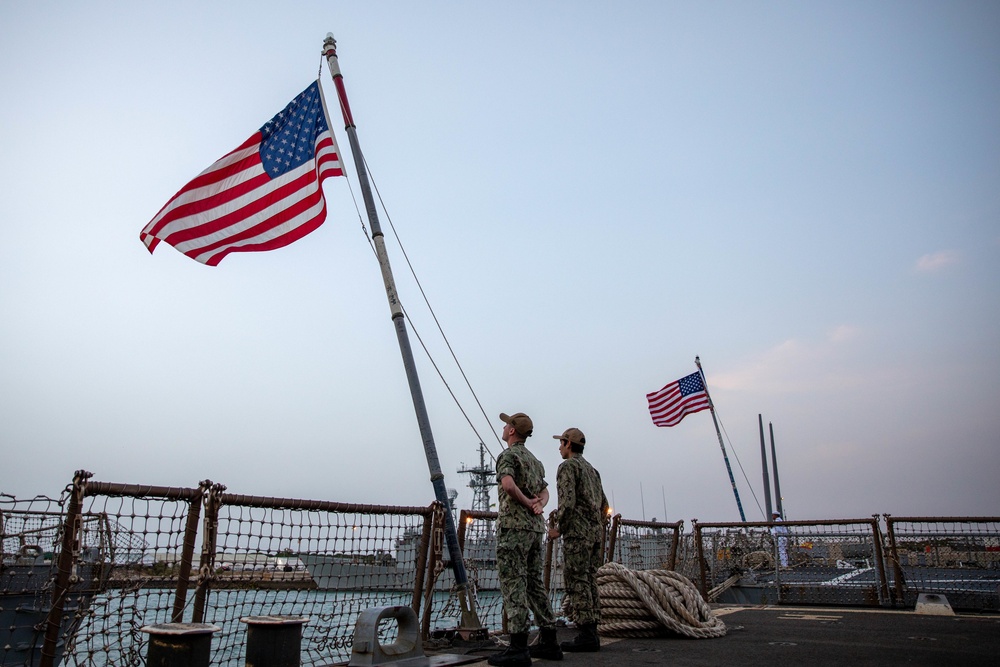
[496,528,555,633]
[562,535,602,625]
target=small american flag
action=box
[647,371,710,427]
[140,80,344,266]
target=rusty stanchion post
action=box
[457,508,469,552]
[241,616,309,667]
[192,483,225,623]
[669,521,683,570]
[411,506,434,624]
[883,514,906,605]
[871,515,890,606]
[141,623,220,667]
[420,503,445,640]
[543,513,555,591]
[41,470,91,667]
[693,520,709,598]
[606,513,621,564]
[172,482,209,623]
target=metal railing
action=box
[3,472,998,667]
[5,472,441,667]
[607,516,683,572]
[691,517,890,606]
[884,515,1000,611]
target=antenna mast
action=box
[458,442,496,512]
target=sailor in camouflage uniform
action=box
[490,412,560,666]
[548,427,609,652]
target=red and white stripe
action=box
[646,378,710,428]
[140,130,343,266]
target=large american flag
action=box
[647,371,711,427]
[140,80,344,266]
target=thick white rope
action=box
[596,562,727,639]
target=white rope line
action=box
[597,562,727,639]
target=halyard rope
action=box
[597,562,727,639]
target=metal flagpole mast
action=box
[322,34,481,630]
[759,414,773,519]
[770,422,784,518]
[695,356,747,522]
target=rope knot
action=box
[596,561,727,639]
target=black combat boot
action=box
[488,632,532,666]
[560,622,600,653]
[528,626,564,661]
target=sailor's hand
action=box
[548,528,560,540]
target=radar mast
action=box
[457,442,496,512]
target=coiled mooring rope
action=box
[596,561,727,639]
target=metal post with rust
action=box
[457,509,469,552]
[870,516,890,605]
[606,514,620,564]
[600,511,610,565]
[883,514,907,604]
[142,623,219,667]
[668,521,683,570]
[172,481,209,622]
[411,506,434,624]
[543,515,555,591]
[772,514,784,604]
[241,616,309,667]
[40,470,91,667]
[693,520,709,598]
[191,483,224,623]
[419,503,445,639]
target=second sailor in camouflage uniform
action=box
[549,427,608,652]
[489,412,558,667]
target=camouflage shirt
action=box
[553,455,608,540]
[496,442,547,533]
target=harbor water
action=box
[69,587,521,667]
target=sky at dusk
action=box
[2,1,998,525]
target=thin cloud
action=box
[915,250,960,273]
[828,325,860,344]
[711,325,863,393]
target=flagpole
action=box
[694,356,746,522]
[770,422,784,518]
[759,414,773,518]
[322,34,481,631]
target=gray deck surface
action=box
[444,605,1000,667]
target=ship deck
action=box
[431,604,1000,667]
